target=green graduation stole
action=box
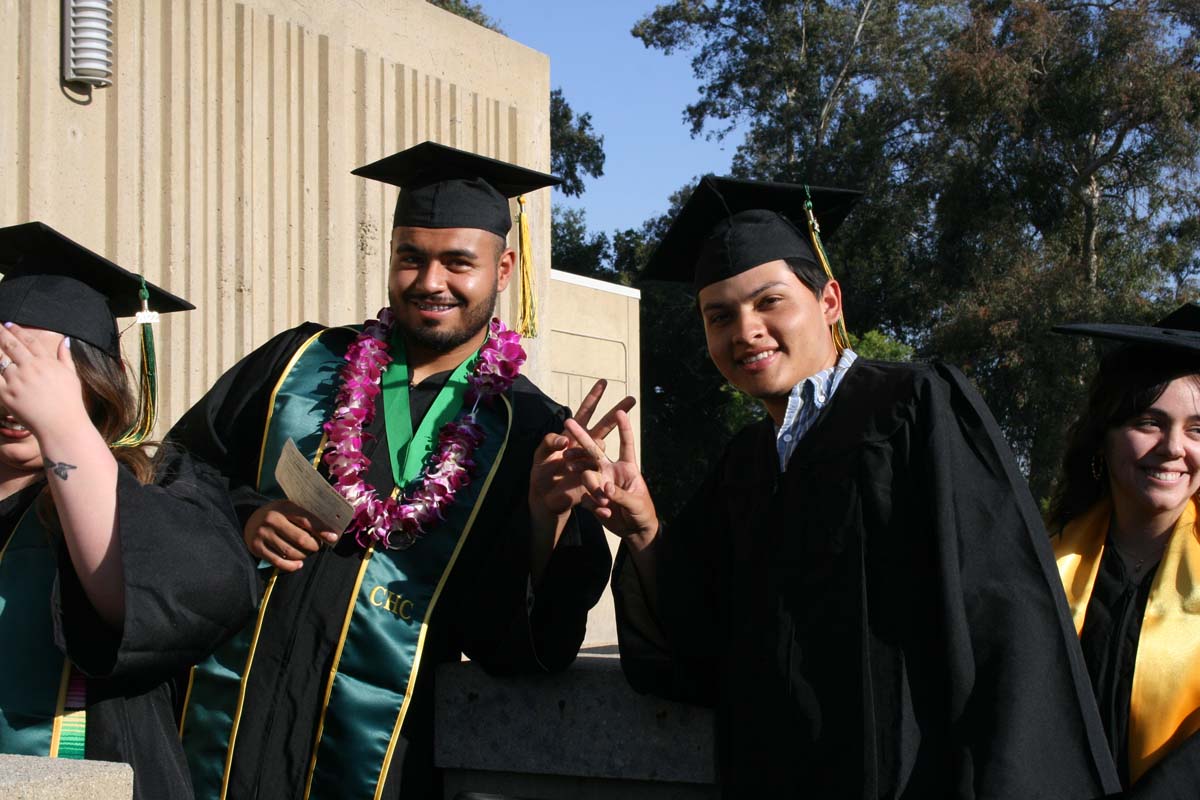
[182,327,513,800]
[0,507,87,759]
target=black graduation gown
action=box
[612,358,1120,799]
[167,323,612,799]
[1077,543,1155,788]
[1085,548,1200,800]
[0,449,259,800]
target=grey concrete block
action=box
[0,754,132,799]
[435,653,715,784]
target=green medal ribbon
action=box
[380,331,477,488]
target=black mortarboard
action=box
[640,175,862,291]
[351,141,561,237]
[1053,303,1200,352]
[0,221,192,445]
[0,221,192,359]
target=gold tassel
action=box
[112,279,159,447]
[804,188,850,354]
[516,194,537,338]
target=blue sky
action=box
[482,0,745,233]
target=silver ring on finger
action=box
[0,359,12,375]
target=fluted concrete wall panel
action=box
[1,0,552,431]
[547,270,642,647]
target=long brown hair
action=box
[36,337,157,527]
[1046,344,1200,532]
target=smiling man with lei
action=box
[169,142,614,800]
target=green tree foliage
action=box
[633,0,961,336]
[634,0,1200,501]
[850,329,913,362]
[928,1,1200,497]
[551,88,607,197]
[551,207,612,280]
[427,0,503,32]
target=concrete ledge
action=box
[0,754,132,799]
[436,652,716,798]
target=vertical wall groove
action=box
[103,2,119,259]
[316,33,330,324]
[233,2,247,361]
[3,0,548,434]
[15,0,30,222]
[354,47,369,320]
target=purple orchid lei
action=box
[322,308,526,550]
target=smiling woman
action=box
[1049,305,1200,793]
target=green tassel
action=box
[113,278,158,447]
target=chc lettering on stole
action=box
[370,585,415,620]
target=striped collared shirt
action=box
[774,348,858,469]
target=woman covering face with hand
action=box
[1049,304,1200,796]
[0,223,257,800]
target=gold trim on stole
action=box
[301,547,377,798]
[47,658,71,757]
[373,394,514,799]
[255,329,331,486]
[209,326,345,795]
[178,667,196,739]
[217,571,280,800]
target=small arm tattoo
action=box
[45,460,77,480]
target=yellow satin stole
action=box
[1053,497,1200,782]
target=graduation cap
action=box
[641,175,862,349]
[0,221,193,444]
[1053,303,1200,352]
[353,142,560,337]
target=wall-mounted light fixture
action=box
[61,0,114,88]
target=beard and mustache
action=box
[389,278,499,355]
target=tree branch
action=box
[817,0,876,148]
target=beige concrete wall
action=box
[0,0,556,428]
[548,269,642,647]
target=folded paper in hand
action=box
[273,438,354,535]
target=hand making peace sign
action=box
[528,378,636,524]
[562,407,658,542]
